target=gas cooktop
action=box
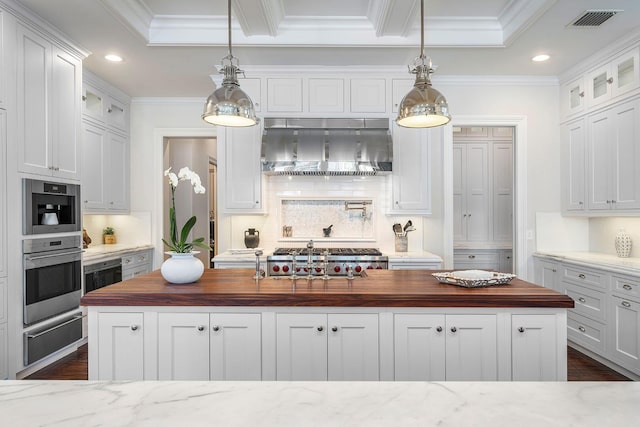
[272,247,382,256]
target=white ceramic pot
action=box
[161,251,204,284]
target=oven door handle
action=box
[26,315,83,339]
[24,249,83,269]
[25,248,83,261]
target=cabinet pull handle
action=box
[552,269,557,272]
[578,274,586,279]
[316,326,324,332]
[212,325,220,332]
[197,325,205,332]
[518,327,525,333]
[578,325,586,333]
[579,201,583,205]
[450,326,457,333]
[606,77,614,84]
[623,284,633,291]
[463,214,467,217]
[612,200,616,203]
[606,200,611,204]
[468,255,475,259]
[621,301,631,308]
[331,326,338,332]
[82,95,87,101]
[578,297,586,303]
[130,325,139,331]
[436,326,442,332]
[579,91,585,98]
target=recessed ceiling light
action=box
[105,54,123,62]
[532,54,550,62]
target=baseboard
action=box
[568,341,639,381]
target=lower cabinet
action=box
[88,307,567,381]
[275,313,379,381]
[121,249,154,281]
[533,257,560,290]
[453,249,512,272]
[608,295,640,373]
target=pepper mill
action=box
[253,250,264,280]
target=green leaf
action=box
[179,216,197,245]
[193,241,212,251]
[161,238,176,252]
[169,206,177,246]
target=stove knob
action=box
[296,267,301,272]
[355,266,362,273]
[315,267,322,273]
[272,265,280,272]
[282,265,289,273]
[303,267,308,272]
[376,265,383,269]
[367,265,373,270]
[334,266,341,273]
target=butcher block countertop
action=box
[81,269,574,308]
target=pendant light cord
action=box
[420,0,425,60]
[227,0,233,58]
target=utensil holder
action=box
[395,235,408,252]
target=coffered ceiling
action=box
[13,0,640,97]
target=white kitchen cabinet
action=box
[453,143,490,242]
[121,249,153,281]
[608,295,640,374]
[568,311,606,354]
[511,314,559,381]
[390,124,432,214]
[0,110,6,278]
[17,24,82,181]
[445,314,498,381]
[0,278,6,325]
[393,314,446,381]
[81,120,129,213]
[238,78,261,112]
[587,46,640,108]
[308,78,344,113]
[276,313,379,381]
[587,99,640,211]
[561,118,587,211]
[82,81,129,134]
[158,313,210,380]
[492,143,513,242]
[267,78,302,112]
[0,322,6,380]
[96,312,145,380]
[560,76,586,118]
[533,257,560,291]
[453,249,500,271]
[350,78,386,113]
[210,313,262,381]
[220,125,263,213]
[0,10,5,109]
[498,249,513,274]
[391,79,414,113]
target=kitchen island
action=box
[82,269,573,382]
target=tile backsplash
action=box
[281,199,374,239]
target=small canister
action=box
[395,235,408,252]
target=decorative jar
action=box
[161,251,204,284]
[615,228,632,258]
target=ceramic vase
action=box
[615,228,632,258]
[161,251,204,284]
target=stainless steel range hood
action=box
[261,118,392,176]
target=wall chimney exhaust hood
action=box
[261,118,392,176]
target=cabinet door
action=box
[17,24,52,177]
[222,125,263,212]
[309,78,344,113]
[608,296,640,372]
[391,79,414,113]
[82,82,105,122]
[610,99,640,210]
[562,119,586,211]
[560,76,585,118]
[105,96,129,133]
[51,47,81,180]
[393,314,445,381]
[611,47,640,98]
[158,313,210,380]
[238,78,261,112]
[97,312,144,380]
[534,258,559,290]
[327,314,379,381]
[267,78,302,112]
[106,132,129,211]
[391,124,432,213]
[276,313,327,380]
[350,78,386,113]
[81,121,107,210]
[452,144,467,241]
[511,315,558,381]
[587,110,613,210]
[587,63,612,107]
[445,314,497,381]
[210,313,262,380]
[465,143,490,241]
[492,143,512,241]
[0,111,6,277]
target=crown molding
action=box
[100,0,153,42]
[499,0,558,46]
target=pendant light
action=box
[202,0,257,127]
[397,0,450,128]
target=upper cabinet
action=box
[561,118,587,212]
[586,47,639,108]
[17,24,82,181]
[350,78,386,113]
[308,78,344,113]
[82,82,129,134]
[267,78,303,112]
[560,76,586,119]
[238,78,261,112]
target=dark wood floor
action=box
[24,344,632,381]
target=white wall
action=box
[589,217,640,257]
[128,79,561,278]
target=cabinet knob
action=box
[436,326,442,332]
[256,201,259,204]
[82,95,87,101]
[579,91,585,98]
[552,269,557,272]
[578,201,583,205]
[623,284,633,291]
[606,77,614,84]
[463,214,467,217]
[317,326,324,332]
[578,297,586,303]
[578,274,586,279]
[108,107,113,113]
[331,326,338,332]
[578,325,586,333]
[518,327,525,333]
[197,325,205,332]
[621,301,631,308]
[450,326,457,333]
[468,255,475,259]
[212,325,220,332]
[130,325,139,331]
[84,200,88,203]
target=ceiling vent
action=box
[570,10,621,27]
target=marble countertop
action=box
[83,243,155,263]
[534,251,640,276]
[1,381,638,426]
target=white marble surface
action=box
[83,243,155,263]
[535,250,640,276]
[386,250,443,263]
[1,381,638,426]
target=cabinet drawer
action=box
[122,250,152,268]
[612,274,640,301]
[561,264,608,290]
[122,264,150,281]
[453,252,499,264]
[568,312,605,354]
[565,283,607,323]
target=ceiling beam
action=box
[233,0,283,37]
[100,0,154,42]
[368,0,419,37]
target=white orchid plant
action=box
[163,166,211,253]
